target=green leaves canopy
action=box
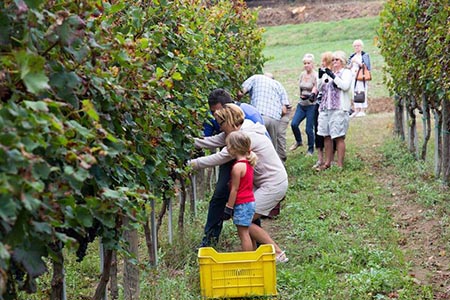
[378,0,449,105]
[0,0,265,295]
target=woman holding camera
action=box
[313,51,334,169]
[316,51,353,170]
[289,53,318,155]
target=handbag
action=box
[356,63,371,81]
[353,74,366,103]
[354,91,365,103]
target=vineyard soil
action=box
[251,1,449,298]
[249,0,384,26]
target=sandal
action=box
[312,161,323,169]
[315,164,330,172]
[276,251,289,263]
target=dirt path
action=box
[251,1,449,297]
[248,0,385,26]
[348,113,450,299]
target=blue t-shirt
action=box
[203,102,265,137]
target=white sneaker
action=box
[276,251,289,263]
[358,111,366,117]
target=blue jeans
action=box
[291,104,316,153]
[200,160,233,247]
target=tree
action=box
[378,0,450,185]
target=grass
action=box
[18,15,449,300]
[273,112,429,300]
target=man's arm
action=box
[203,118,220,137]
[236,88,248,101]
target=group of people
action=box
[187,39,371,260]
[290,39,372,170]
[189,94,289,262]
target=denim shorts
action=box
[233,202,255,227]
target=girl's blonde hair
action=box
[226,131,257,166]
[214,103,245,130]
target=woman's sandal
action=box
[315,164,330,171]
[312,161,323,169]
[276,251,289,263]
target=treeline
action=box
[378,0,450,185]
[0,0,265,298]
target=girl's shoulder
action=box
[235,159,249,164]
[233,159,252,169]
[232,159,250,175]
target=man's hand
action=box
[222,206,234,221]
[236,90,245,101]
[282,105,287,116]
[325,68,335,79]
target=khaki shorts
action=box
[317,109,349,139]
[254,179,288,216]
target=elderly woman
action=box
[189,103,289,262]
[316,50,353,170]
[349,39,372,117]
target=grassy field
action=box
[20,16,450,300]
[262,17,388,102]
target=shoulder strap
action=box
[355,65,366,88]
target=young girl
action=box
[222,131,258,251]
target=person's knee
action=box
[291,120,300,128]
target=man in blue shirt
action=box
[203,89,264,136]
[200,88,264,247]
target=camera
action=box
[316,92,323,103]
[318,68,326,78]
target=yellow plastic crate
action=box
[198,244,277,299]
